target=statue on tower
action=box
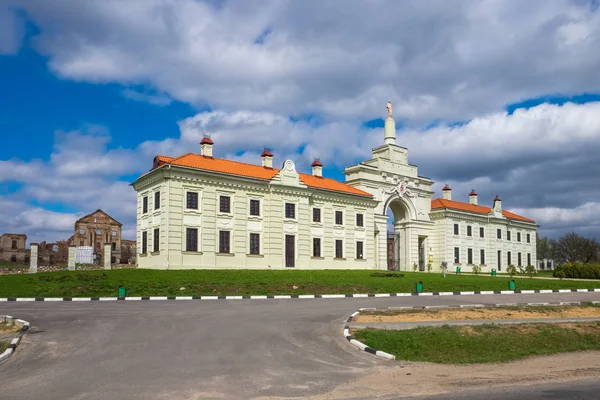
[386,100,393,119]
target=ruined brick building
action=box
[0,233,29,264]
[68,209,136,264]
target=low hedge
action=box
[554,263,600,279]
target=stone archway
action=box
[386,196,413,270]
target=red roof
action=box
[442,184,452,191]
[311,159,323,167]
[469,189,477,196]
[153,153,372,197]
[260,149,273,157]
[431,198,535,223]
[200,137,214,145]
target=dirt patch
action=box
[355,306,600,323]
[0,322,21,334]
[289,351,600,400]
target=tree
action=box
[536,234,554,260]
[552,232,599,264]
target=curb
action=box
[0,316,30,362]
[1,288,599,302]
[342,300,600,360]
[343,311,396,360]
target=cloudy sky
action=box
[1,0,600,244]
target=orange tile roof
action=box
[155,153,373,198]
[431,198,535,223]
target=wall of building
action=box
[134,169,377,270]
[430,210,537,273]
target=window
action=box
[143,196,148,214]
[467,225,472,237]
[219,231,230,253]
[313,208,321,223]
[249,199,260,216]
[356,241,364,259]
[335,211,343,225]
[527,253,531,266]
[356,213,364,227]
[518,252,522,267]
[507,231,511,241]
[142,231,148,254]
[313,238,321,257]
[497,229,502,239]
[219,196,231,213]
[249,233,260,255]
[186,192,199,210]
[498,250,502,271]
[186,228,198,252]
[454,247,460,263]
[454,223,459,235]
[468,248,473,264]
[527,234,531,243]
[154,191,160,210]
[285,203,295,219]
[153,228,160,252]
[335,240,343,258]
[79,240,84,246]
[517,232,521,242]
[112,242,116,251]
[11,240,17,249]
[79,229,85,235]
[480,227,485,238]
[10,255,16,262]
[507,251,512,265]
[480,249,485,265]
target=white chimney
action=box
[442,184,452,200]
[469,189,478,205]
[493,195,502,212]
[311,159,323,177]
[200,136,214,157]
[261,149,273,168]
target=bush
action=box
[554,263,600,279]
[507,264,517,277]
[472,265,481,275]
[525,265,537,278]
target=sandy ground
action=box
[0,322,20,334]
[355,306,600,323]
[275,351,600,400]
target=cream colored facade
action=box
[132,159,378,270]
[132,107,537,271]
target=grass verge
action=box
[353,322,600,364]
[1,269,600,298]
[0,341,9,353]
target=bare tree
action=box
[552,232,598,264]
[536,234,554,260]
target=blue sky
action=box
[2,0,600,243]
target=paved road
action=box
[1,292,599,400]
[412,379,600,400]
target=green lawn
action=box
[0,341,8,353]
[0,264,28,269]
[353,322,600,363]
[0,269,600,298]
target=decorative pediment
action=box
[270,160,308,188]
[75,209,122,226]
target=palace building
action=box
[131,103,537,271]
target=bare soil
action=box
[0,322,20,334]
[355,306,600,323]
[301,351,600,400]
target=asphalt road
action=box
[1,292,599,400]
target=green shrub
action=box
[555,270,566,280]
[554,263,600,279]
[507,264,517,277]
[525,265,537,278]
[472,265,481,275]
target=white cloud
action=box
[6,0,599,123]
[121,89,172,106]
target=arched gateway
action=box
[344,103,434,270]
